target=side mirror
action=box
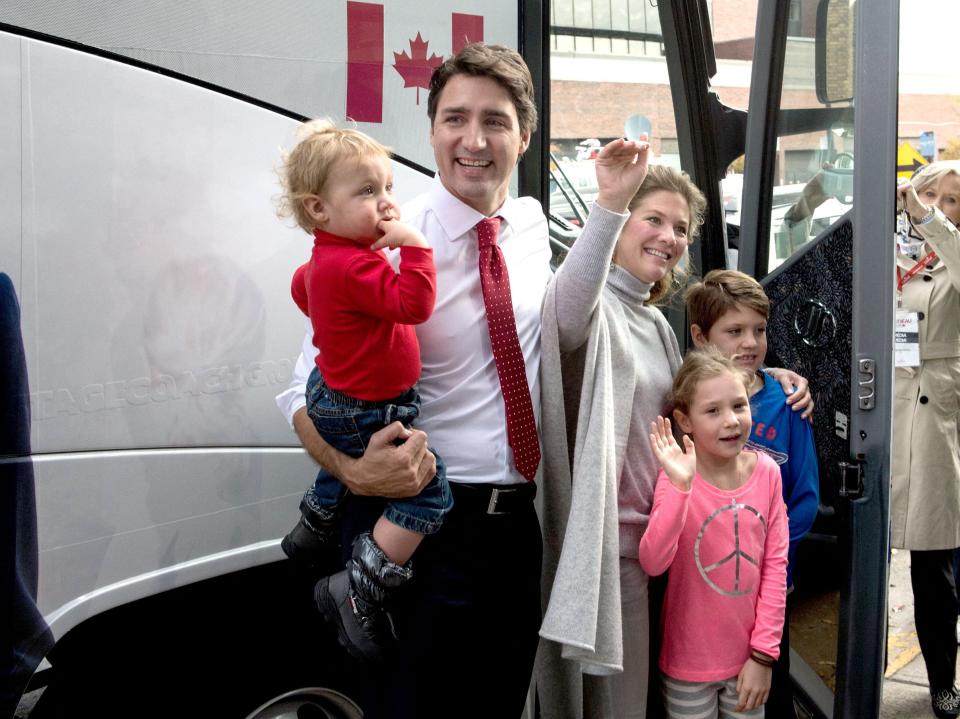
[815,0,856,104]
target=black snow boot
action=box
[314,532,412,664]
[932,687,960,719]
[280,498,339,565]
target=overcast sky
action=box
[899,1,959,93]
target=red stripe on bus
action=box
[452,13,484,54]
[347,1,384,123]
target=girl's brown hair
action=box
[671,346,752,415]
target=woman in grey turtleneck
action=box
[538,139,811,719]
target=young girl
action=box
[640,347,788,718]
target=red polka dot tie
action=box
[476,217,540,482]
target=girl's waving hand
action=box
[649,416,696,491]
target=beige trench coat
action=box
[890,212,960,550]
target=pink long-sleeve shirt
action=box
[639,450,788,682]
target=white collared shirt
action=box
[276,177,552,485]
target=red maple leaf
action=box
[393,33,444,105]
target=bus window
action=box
[752,1,860,700]
[765,1,855,274]
[549,0,683,266]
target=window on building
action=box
[551,0,664,58]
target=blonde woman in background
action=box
[892,161,960,719]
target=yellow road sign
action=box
[897,143,928,179]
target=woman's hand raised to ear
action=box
[594,137,650,215]
[897,177,931,221]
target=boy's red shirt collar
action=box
[312,227,375,248]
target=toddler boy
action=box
[276,120,452,663]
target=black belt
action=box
[449,481,537,516]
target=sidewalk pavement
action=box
[880,547,955,718]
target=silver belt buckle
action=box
[486,487,508,515]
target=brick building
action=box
[550,0,960,166]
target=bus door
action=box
[546,1,896,714]
[735,1,898,717]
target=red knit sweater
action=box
[292,229,436,400]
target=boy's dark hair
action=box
[684,269,770,337]
[427,43,537,140]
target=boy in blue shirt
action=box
[685,269,819,719]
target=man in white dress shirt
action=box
[276,43,551,718]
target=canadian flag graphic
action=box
[346,1,484,123]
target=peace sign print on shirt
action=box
[694,502,768,597]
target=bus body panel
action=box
[0,34,18,290]
[34,449,311,639]
[1,0,519,172]
[2,2,535,712]
[5,29,438,634]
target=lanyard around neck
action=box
[897,251,939,294]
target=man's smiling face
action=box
[429,73,530,216]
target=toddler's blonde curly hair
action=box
[276,119,391,233]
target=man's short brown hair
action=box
[427,43,537,140]
[684,269,770,337]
